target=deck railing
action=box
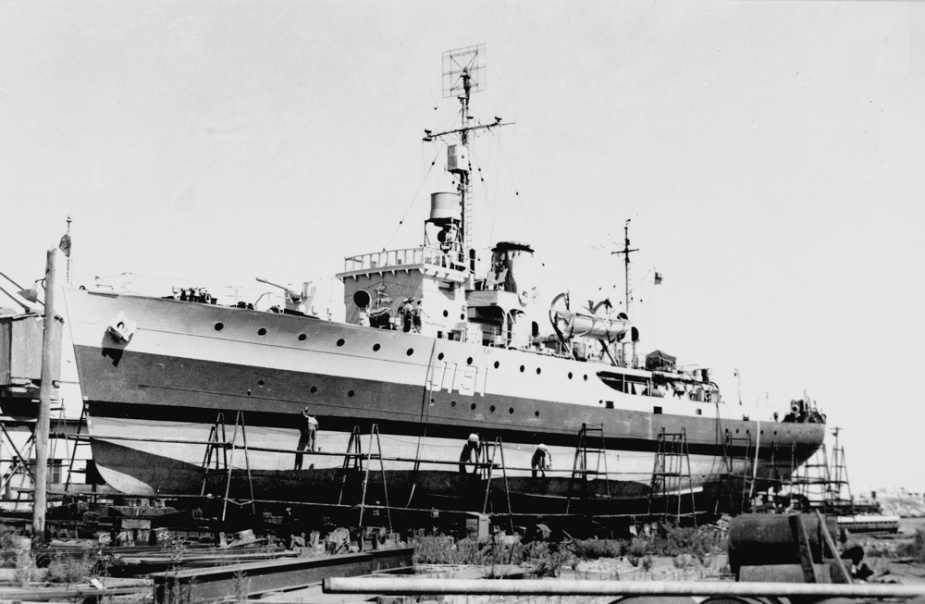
[343,246,462,272]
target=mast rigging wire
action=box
[385,143,446,249]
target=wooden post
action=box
[33,248,62,550]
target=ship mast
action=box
[458,71,472,260]
[424,45,511,288]
[612,219,638,316]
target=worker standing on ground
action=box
[294,408,319,470]
[531,443,552,478]
[458,433,480,473]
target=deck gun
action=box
[256,277,310,315]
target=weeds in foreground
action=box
[647,526,715,560]
[14,552,42,586]
[232,569,250,603]
[411,536,573,577]
[571,539,623,560]
[0,524,21,567]
[895,529,925,562]
[46,552,94,585]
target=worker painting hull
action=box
[66,290,825,515]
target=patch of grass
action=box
[648,526,714,560]
[627,536,647,558]
[895,529,925,561]
[411,535,572,577]
[46,552,94,585]
[571,539,624,560]
[14,553,42,586]
[0,524,23,567]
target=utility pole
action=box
[33,249,62,550]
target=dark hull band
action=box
[76,345,825,463]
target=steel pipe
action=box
[324,578,925,598]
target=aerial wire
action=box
[385,143,446,249]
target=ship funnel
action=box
[489,241,535,297]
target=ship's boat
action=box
[62,47,826,520]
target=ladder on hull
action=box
[647,428,697,525]
[566,423,610,514]
[200,411,255,522]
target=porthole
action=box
[568,372,573,379]
[347,390,355,398]
[460,314,465,320]
[438,352,445,361]
[493,361,499,369]
[257,380,265,387]
[536,368,541,375]
[583,375,588,381]
[310,386,317,394]
[519,365,525,373]
[534,410,540,417]
[214,322,224,331]
[298,334,306,341]
[508,407,514,414]
[443,310,449,318]
[246,389,251,396]
[257,328,267,336]
[490,405,496,412]
[373,343,380,351]
[471,403,476,410]
[451,401,456,407]
[406,348,414,356]
[467,357,473,365]
[336,338,345,347]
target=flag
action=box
[58,234,71,258]
[654,271,662,285]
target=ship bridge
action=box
[338,245,468,281]
[337,244,470,338]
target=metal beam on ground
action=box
[151,547,413,603]
[324,577,925,598]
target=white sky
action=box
[2,1,924,494]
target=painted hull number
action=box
[435,363,486,396]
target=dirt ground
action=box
[843,516,925,585]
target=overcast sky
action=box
[2,1,924,493]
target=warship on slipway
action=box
[63,47,826,519]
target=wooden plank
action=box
[815,509,852,584]
[789,512,819,583]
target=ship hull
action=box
[65,290,826,516]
